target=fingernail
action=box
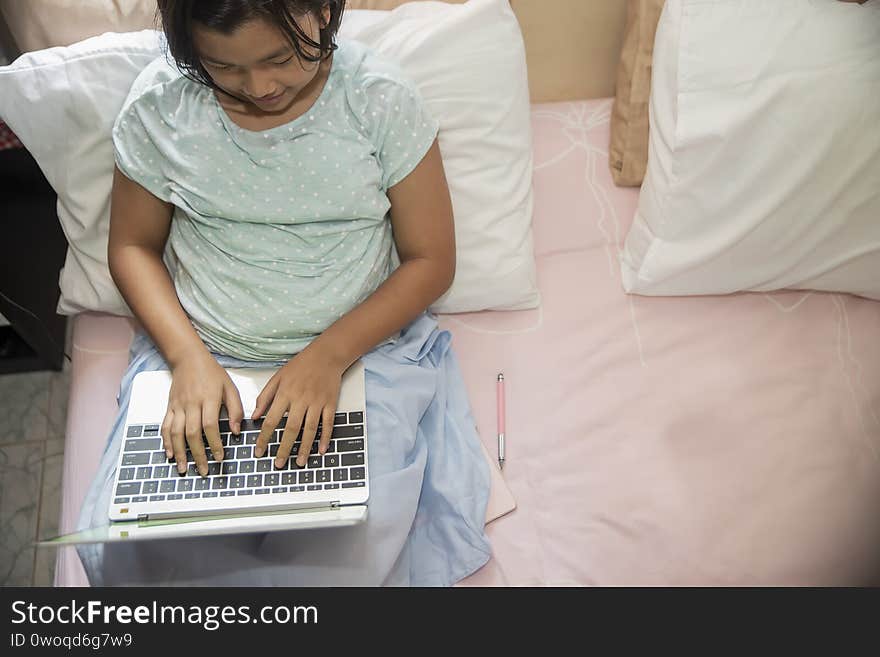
[275,458,283,468]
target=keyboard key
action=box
[218,419,230,433]
[230,475,246,489]
[167,494,183,500]
[142,481,159,495]
[324,484,340,490]
[265,473,280,486]
[203,491,219,498]
[187,464,199,477]
[307,485,322,491]
[132,496,148,503]
[255,488,270,495]
[195,478,211,491]
[240,460,255,474]
[245,432,258,445]
[152,465,170,479]
[229,433,244,446]
[332,425,364,439]
[159,480,176,493]
[220,491,236,497]
[272,487,288,494]
[119,467,136,481]
[145,424,160,433]
[333,468,348,482]
[135,467,152,480]
[349,412,364,424]
[208,463,221,476]
[222,461,238,475]
[299,471,314,484]
[350,467,365,480]
[115,482,140,497]
[212,477,228,490]
[316,470,331,483]
[124,438,161,452]
[122,453,150,467]
[324,454,340,468]
[237,490,254,496]
[257,459,272,472]
[126,425,144,438]
[149,495,166,502]
[282,473,297,485]
[342,482,366,489]
[223,447,236,460]
[325,440,336,454]
[220,432,231,446]
[289,486,304,492]
[177,479,194,492]
[310,442,320,455]
[246,474,262,488]
[114,497,131,504]
[337,439,364,452]
[341,453,364,467]
[241,418,262,431]
[236,446,253,459]
[185,493,201,499]
[334,413,347,425]
[269,444,280,457]
[151,451,168,464]
[142,428,160,437]
[307,456,322,469]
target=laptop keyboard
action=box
[114,414,366,504]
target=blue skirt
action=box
[75,312,491,586]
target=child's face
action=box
[193,7,330,113]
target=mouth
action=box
[251,91,286,107]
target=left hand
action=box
[252,345,346,468]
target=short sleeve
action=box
[112,99,173,203]
[361,75,439,190]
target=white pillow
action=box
[620,0,880,299]
[0,0,538,315]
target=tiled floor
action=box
[0,366,70,586]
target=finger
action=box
[181,405,202,475]
[199,401,221,476]
[252,375,279,422]
[161,408,174,459]
[170,408,187,472]
[294,407,321,468]
[318,404,336,455]
[224,379,245,436]
[255,404,285,459]
[254,382,281,454]
[278,406,306,468]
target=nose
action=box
[243,69,278,99]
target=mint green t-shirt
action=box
[112,38,439,361]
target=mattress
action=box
[55,99,880,586]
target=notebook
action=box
[39,362,370,545]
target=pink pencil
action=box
[497,373,506,470]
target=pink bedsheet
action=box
[56,99,880,586]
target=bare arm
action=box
[107,166,205,368]
[109,167,243,476]
[253,138,456,466]
[311,138,456,369]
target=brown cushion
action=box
[609,0,664,187]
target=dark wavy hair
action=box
[155,0,347,88]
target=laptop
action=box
[39,361,370,546]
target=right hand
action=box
[161,351,244,477]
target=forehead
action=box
[192,15,314,64]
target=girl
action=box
[75,0,491,586]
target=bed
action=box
[4,0,879,586]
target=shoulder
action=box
[113,54,201,139]
[334,39,427,130]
